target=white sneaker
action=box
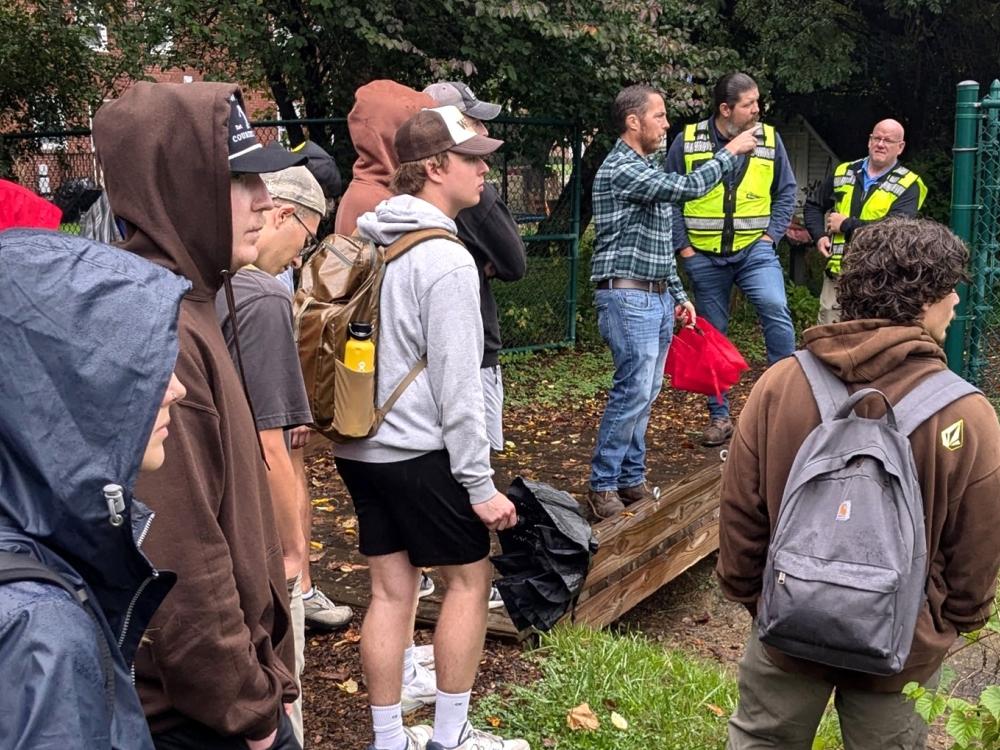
[407,724,434,746]
[425,722,530,750]
[366,726,429,750]
[401,660,436,714]
[418,572,435,599]
[412,644,435,670]
[488,585,504,610]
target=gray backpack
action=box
[757,350,978,675]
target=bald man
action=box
[804,119,927,323]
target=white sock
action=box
[302,587,315,600]
[432,689,472,747]
[402,642,417,683]
[372,703,407,750]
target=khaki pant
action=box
[288,575,305,747]
[818,275,841,325]
[728,626,936,750]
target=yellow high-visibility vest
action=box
[826,160,927,275]
[682,120,776,254]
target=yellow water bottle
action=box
[344,322,375,373]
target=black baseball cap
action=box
[227,95,305,173]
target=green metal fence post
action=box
[945,81,980,374]
[565,125,583,346]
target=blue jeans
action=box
[589,287,674,492]
[682,240,795,420]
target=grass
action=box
[500,347,612,408]
[473,625,844,750]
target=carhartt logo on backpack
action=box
[835,500,851,522]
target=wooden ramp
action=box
[317,462,723,640]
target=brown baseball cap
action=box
[394,106,504,163]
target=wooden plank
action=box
[585,463,721,586]
[570,520,720,630]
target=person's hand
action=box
[245,730,277,750]
[284,702,294,717]
[288,425,312,450]
[825,212,847,234]
[472,492,517,531]
[675,300,697,327]
[723,127,759,156]
[483,261,497,278]
[678,246,696,259]
[816,236,832,258]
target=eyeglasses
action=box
[290,212,319,258]
[869,135,902,145]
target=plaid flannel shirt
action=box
[590,138,736,304]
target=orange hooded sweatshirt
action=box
[333,80,435,235]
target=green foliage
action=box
[905,596,1000,748]
[0,1,170,132]
[472,624,740,749]
[153,0,740,144]
[786,282,820,338]
[500,347,612,408]
[472,624,843,750]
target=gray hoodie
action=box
[333,195,497,504]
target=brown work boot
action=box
[585,489,625,521]
[617,481,660,505]
[701,417,734,447]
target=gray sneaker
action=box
[303,586,352,630]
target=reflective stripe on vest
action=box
[826,160,928,275]
[682,120,776,254]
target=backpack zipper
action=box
[777,571,786,584]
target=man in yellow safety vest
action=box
[665,72,798,447]
[804,119,927,324]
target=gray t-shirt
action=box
[215,267,312,433]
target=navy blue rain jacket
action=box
[0,229,189,749]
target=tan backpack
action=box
[293,228,461,441]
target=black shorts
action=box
[334,450,490,567]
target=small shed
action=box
[775,114,840,210]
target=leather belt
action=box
[597,278,668,293]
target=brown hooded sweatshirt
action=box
[93,82,296,740]
[718,320,1000,691]
[333,80,435,235]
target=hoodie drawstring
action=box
[220,270,270,469]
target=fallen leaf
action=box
[486,716,501,728]
[341,518,358,530]
[311,497,331,506]
[706,703,725,717]
[309,540,324,550]
[317,669,348,681]
[308,549,326,563]
[566,702,600,731]
[339,564,353,573]
[337,678,359,694]
[542,739,556,748]
[610,711,628,730]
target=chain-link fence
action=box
[1,116,581,352]
[946,80,1000,406]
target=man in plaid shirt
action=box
[586,84,757,521]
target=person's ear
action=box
[273,203,294,227]
[719,103,732,119]
[425,157,448,185]
[625,112,641,133]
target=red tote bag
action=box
[665,319,749,404]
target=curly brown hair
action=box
[837,217,969,324]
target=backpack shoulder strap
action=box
[794,350,851,422]
[893,368,981,437]
[384,228,464,262]
[0,551,116,714]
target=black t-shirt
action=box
[455,183,527,368]
[215,268,313,433]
